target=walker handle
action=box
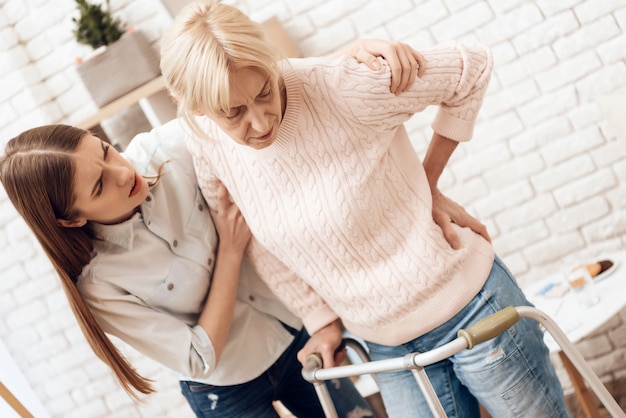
[303,337,348,376]
[302,353,324,383]
[305,353,324,368]
[457,306,520,349]
[304,337,348,369]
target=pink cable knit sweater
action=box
[187,41,496,345]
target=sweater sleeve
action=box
[339,41,493,142]
[246,238,338,335]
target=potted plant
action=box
[72,0,161,107]
[73,0,125,51]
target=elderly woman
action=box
[159,1,571,417]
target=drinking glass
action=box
[562,263,600,309]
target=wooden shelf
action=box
[76,76,167,130]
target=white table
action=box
[523,251,626,417]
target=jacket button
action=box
[167,283,174,291]
[146,196,152,202]
[248,295,255,302]
[173,240,178,247]
[208,258,213,266]
[198,204,204,211]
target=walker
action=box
[302,306,626,418]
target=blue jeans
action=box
[366,256,571,418]
[180,325,374,417]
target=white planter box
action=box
[77,30,161,107]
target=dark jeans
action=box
[180,325,374,417]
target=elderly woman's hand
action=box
[431,188,491,250]
[338,39,425,94]
[297,319,346,369]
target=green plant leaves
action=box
[72,0,126,50]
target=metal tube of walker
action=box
[303,353,339,418]
[517,307,626,418]
[302,306,626,418]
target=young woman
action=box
[1,39,422,418]
[159,1,572,417]
[0,120,370,418]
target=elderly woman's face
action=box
[206,67,284,150]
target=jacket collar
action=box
[90,186,157,250]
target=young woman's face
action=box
[68,134,149,225]
[206,67,284,150]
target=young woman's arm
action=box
[196,182,251,364]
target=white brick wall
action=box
[1,0,625,416]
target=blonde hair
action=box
[160,0,282,137]
[0,125,154,400]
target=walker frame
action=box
[302,306,625,418]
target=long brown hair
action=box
[0,125,154,399]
